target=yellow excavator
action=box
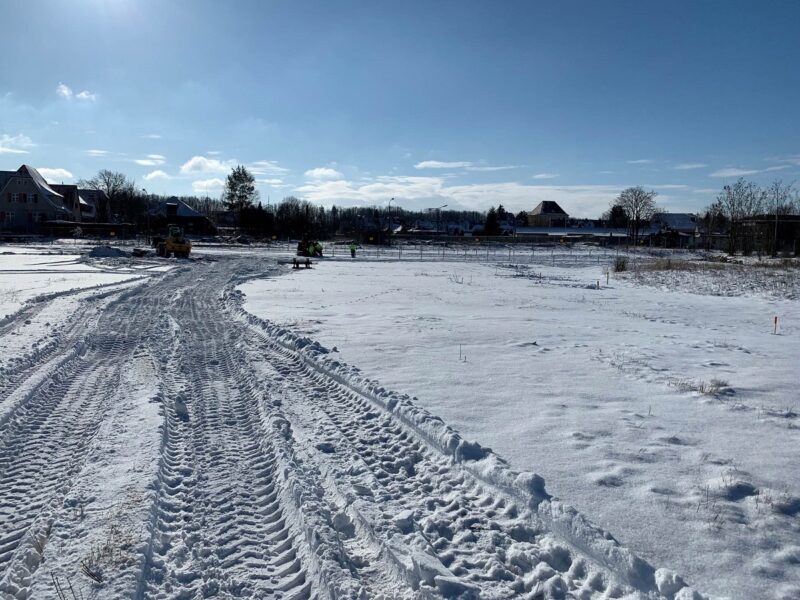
[153,225,191,258]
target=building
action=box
[77,188,110,222]
[527,201,568,227]
[651,213,699,234]
[51,184,83,222]
[149,198,216,235]
[0,165,74,231]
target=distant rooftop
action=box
[530,201,568,216]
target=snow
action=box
[240,249,800,599]
[0,248,147,318]
[1,241,795,599]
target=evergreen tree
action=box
[484,206,501,236]
[223,166,258,222]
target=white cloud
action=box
[0,133,34,154]
[627,159,653,164]
[414,160,520,172]
[75,90,97,101]
[56,83,97,101]
[134,154,166,166]
[692,188,717,194]
[144,170,171,181]
[192,178,225,193]
[674,162,707,170]
[180,155,233,174]
[38,168,74,182]
[84,149,109,157]
[249,160,289,174]
[56,83,73,99]
[295,174,630,218]
[143,133,162,139]
[710,167,760,177]
[257,178,285,186]
[207,150,221,155]
[710,165,788,178]
[304,167,344,180]
[532,173,559,179]
[414,160,473,169]
[465,165,522,172]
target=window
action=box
[5,212,14,223]
[11,193,19,203]
[28,193,37,203]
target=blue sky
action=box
[1,0,799,217]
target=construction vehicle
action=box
[297,238,323,257]
[153,225,192,258]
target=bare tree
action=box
[614,186,658,247]
[766,180,798,216]
[764,180,798,255]
[78,170,137,222]
[711,178,766,253]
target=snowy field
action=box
[1,241,796,599]
[0,246,152,318]
[240,248,800,599]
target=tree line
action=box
[78,166,798,253]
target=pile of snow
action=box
[88,245,130,258]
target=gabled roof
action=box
[18,164,64,198]
[530,201,568,216]
[150,198,204,218]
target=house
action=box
[77,188,110,222]
[527,201,568,227]
[149,198,216,235]
[652,213,699,234]
[51,184,83,222]
[0,165,74,231]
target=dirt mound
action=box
[88,245,130,258]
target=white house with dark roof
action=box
[0,165,74,231]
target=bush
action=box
[614,257,628,272]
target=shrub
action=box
[613,257,628,272]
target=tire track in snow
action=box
[0,292,161,596]
[229,280,706,600]
[138,271,318,599]
[252,338,621,598]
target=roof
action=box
[0,170,14,191]
[151,198,204,218]
[18,165,64,198]
[653,213,698,232]
[530,201,568,216]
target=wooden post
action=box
[774,316,778,335]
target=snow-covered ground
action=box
[2,242,795,599]
[0,247,151,318]
[240,249,800,599]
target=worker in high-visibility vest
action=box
[350,242,357,258]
